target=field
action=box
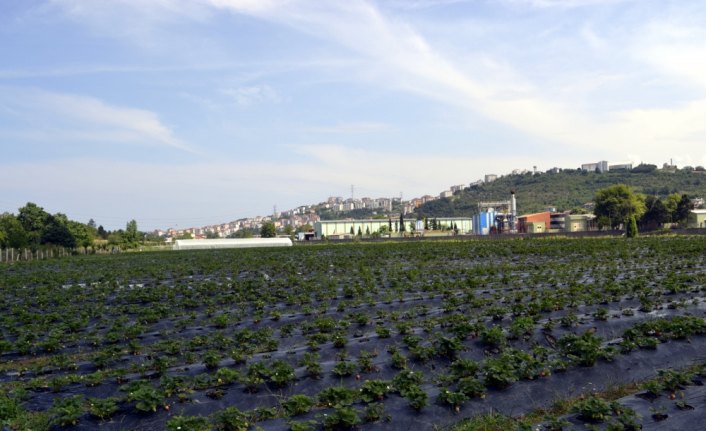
[2,236,706,430]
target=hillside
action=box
[417,168,706,217]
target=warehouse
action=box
[173,238,292,250]
[314,217,473,238]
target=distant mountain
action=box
[415,168,706,217]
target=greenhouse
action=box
[173,238,292,250]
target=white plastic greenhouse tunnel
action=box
[173,238,293,250]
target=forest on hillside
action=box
[416,168,706,217]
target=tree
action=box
[674,194,694,225]
[205,231,219,239]
[0,213,28,249]
[229,229,254,238]
[664,193,682,222]
[68,220,96,251]
[97,225,109,240]
[399,214,406,232]
[388,218,392,232]
[640,196,669,230]
[17,202,49,246]
[357,227,362,237]
[350,226,355,235]
[626,215,638,238]
[365,226,370,236]
[593,184,646,230]
[296,224,313,233]
[41,214,76,248]
[260,222,276,238]
[283,225,294,236]
[124,220,140,248]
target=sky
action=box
[2,0,706,230]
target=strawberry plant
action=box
[321,405,361,430]
[87,397,118,420]
[50,395,84,427]
[166,415,210,431]
[215,406,249,431]
[359,379,391,402]
[283,394,315,416]
[403,385,428,410]
[318,386,358,408]
[127,385,162,413]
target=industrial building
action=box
[474,192,518,235]
[687,210,706,229]
[173,238,292,250]
[314,217,473,239]
[517,212,551,233]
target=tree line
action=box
[593,184,694,237]
[0,202,150,251]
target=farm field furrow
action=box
[2,236,706,431]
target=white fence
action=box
[0,247,74,263]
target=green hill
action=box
[416,168,706,217]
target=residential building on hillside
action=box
[609,162,633,171]
[581,161,609,172]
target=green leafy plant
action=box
[50,395,84,427]
[359,379,391,402]
[318,386,358,408]
[166,415,210,431]
[573,396,612,423]
[127,385,162,413]
[321,405,361,430]
[283,394,315,416]
[87,397,118,420]
[215,406,249,431]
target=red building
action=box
[517,211,552,233]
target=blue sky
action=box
[2,0,706,230]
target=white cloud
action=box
[304,122,392,134]
[635,22,706,90]
[221,85,280,106]
[502,0,634,8]
[0,87,194,152]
